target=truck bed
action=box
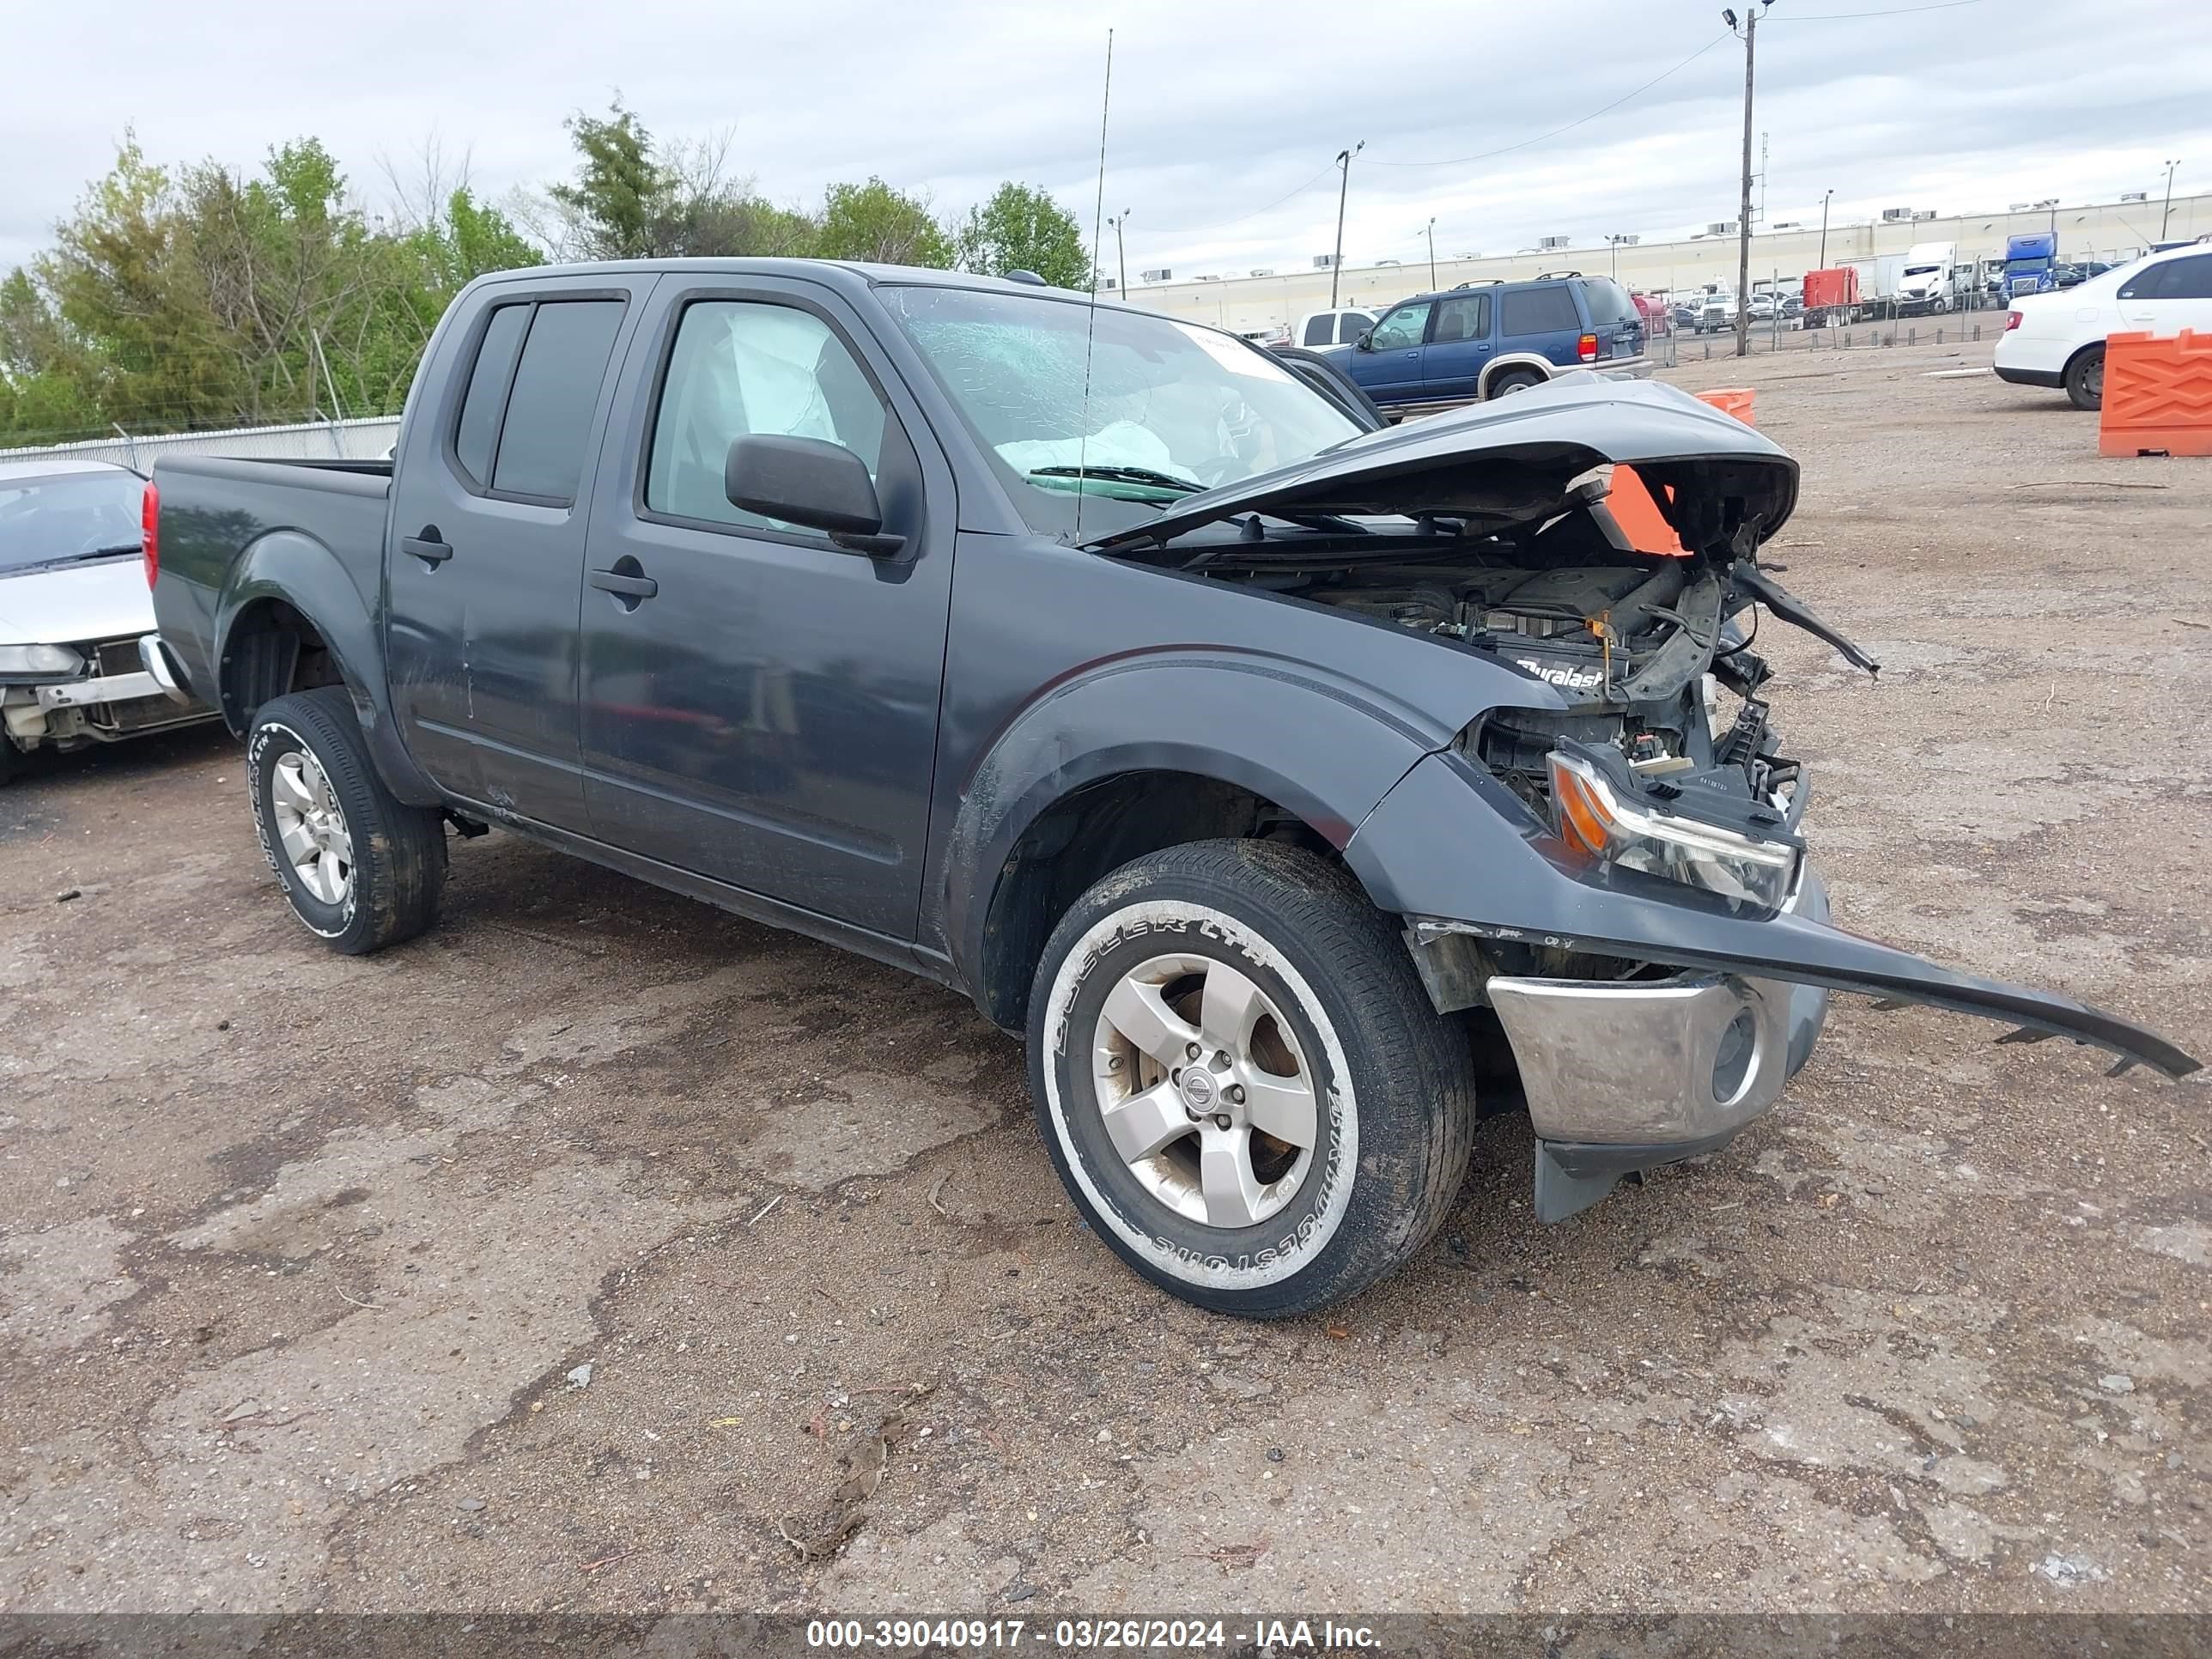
[150,454,393,720]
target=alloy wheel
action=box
[1088,951,1320,1229]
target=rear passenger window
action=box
[1499,286,1580,336]
[1433,295,1489,342]
[1302,315,1334,347]
[2158,255,2212,300]
[489,301,628,502]
[453,304,530,486]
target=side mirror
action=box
[725,434,903,557]
[1355,331,1375,351]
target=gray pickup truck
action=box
[143,259,2196,1317]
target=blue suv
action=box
[1322,274,1651,416]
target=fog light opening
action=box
[1711,1008,1758,1104]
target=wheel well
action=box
[2063,339,2106,374]
[975,770,1334,1031]
[1480,358,1550,398]
[219,599,343,731]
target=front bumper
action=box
[1,635,212,750]
[1485,872,1832,1220]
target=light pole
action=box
[2163,160,2181,239]
[1106,210,1130,294]
[1330,141,1364,308]
[1424,216,1437,290]
[1726,0,1771,360]
[1817,188,1832,268]
[2035,198,2058,240]
[1608,234,1620,278]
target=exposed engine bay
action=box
[1298,551,1794,813]
[1088,380,1884,910]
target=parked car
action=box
[1693,293,1737,333]
[1237,325,1291,348]
[144,260,2196,1316]
[1321,275,1650,415]
[1293,308,1376,349]
[1669,299,1704,331]
[1995,242,2212,409]
[0,458,213,781]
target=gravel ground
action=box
[1,338,2207,1620]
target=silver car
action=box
[0,458,212,781]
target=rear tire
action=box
[1486,368,1545,398]
[246,686,446,955]
[1026,840,1475,1319]
[2064,346,2105,411]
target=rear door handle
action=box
[590,569,659,599]
[402,535,453,565]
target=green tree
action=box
[815,178,951,267]
[954,182,1090,289]
[0,133,541,446]
[544,100,818,260]
[547,100,665,260]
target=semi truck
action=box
[1895,241,1960,313]
[2002,231,2060,298]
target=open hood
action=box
[1083,374,1799,560]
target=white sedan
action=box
[0,458,212,781]
[1994,240,2212,410]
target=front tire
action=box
[2065,345,2105,411]
[246,686,446,955]
[1027,840,1475,1319]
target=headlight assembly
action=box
[0,643,85,678]
[1549,746,1799,910]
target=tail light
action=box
[1577,332,1599,363]
[141,478,160,588]
[2003,310,2023,331]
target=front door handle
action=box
[403,534,453,566]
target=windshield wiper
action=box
[1029,465,1205,495]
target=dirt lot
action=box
[3,339,2208,1620]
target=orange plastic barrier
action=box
[1695,386,1756,425]
[1607,466,1686,555]
[2100,330,2212,458]
[1608,387,1758,555]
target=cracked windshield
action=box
[883,284,1361,532]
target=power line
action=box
[1145,158,1340,237]
[1364,33,1733,169]
[1769,0,1984,19]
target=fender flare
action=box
[218,531,441,806]
[1479,353,1557,398]
[939,650,1449,1000]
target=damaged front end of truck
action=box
[1087,374,2197,1218]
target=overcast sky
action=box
[7,0,2211,282]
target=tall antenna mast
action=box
[1073,28,1114,542]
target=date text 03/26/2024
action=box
[805,1618,1380,1650]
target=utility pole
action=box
[1818,188,1833,268]
[1330,141,1364,308]
[1728,2,1769,359]
[1425,216,1437,290]
[2162,160,2181,239]
[1107,210,1130,293]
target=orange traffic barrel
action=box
[1695,386,1756,425]
[2100,330,2212,458]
